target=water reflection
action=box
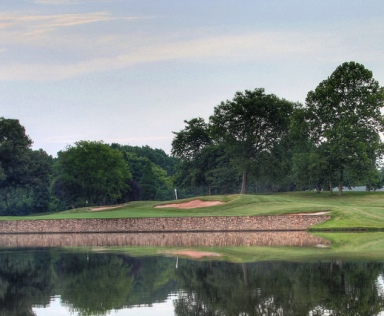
[0,231,330,248]
[175,260,384,315]
[0,249,383,315]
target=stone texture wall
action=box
[0,231,330,248]
[0,214,330,233]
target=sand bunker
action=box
[155,199,224,209]
[90,205,125,212]
[163,250,222,259]
[289,211,330,216]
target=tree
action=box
[288,106,330,192]
[54,140,131,207]
[112,143,178,176]
[255,140,295,193]
[210,88,294,194]
[171,117,212,161]
[111,143,177,201]
[173,142,238,196]
[24,149,52,213]
[140,160,157,200]
[0,250,54,314]
[366,166,384,191]
[57,253,134,313]
[0,118,52,215]
[306,62,384,195]
[172,117,216,195]
[0,117,32,191]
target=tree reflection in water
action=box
[56,253,135,315]
[0,249,54,316]
[174,260,384,316]
[0,250,383,315]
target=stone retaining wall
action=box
[0,214,330,233]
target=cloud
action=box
[0,9,382,82]
[34,0,113,4]
[0,11,139,37]
[0,31,323,81]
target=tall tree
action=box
[25,149,52,213]
[112,143,178,176]
[0,117,32,191]
[172,117,215,195]
[210,88,293,194]
[0,118,52,215]
[110,143,177,200]
[289,106,330,192]
[54,140,131,207]
[306,61,384,195]
[171,117,212,161]
[140,160,157,200]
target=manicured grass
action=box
[1,191,384,230]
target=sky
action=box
[33,294,176,315]
[1,0,384,157]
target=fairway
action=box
[2,191,384,231]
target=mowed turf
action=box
[1,191,384,230]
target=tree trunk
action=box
[329,168,333,195]
[207,184,211,196]
[240,169,248,194]
[338,167,344,196]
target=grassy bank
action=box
[1,191,384,230]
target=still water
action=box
[0,233,383,315]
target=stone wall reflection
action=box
[0,231,330,248]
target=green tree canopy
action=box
[306,61,384,195]
[54,140,131,207]
[210,88,294,194]
[172,117,219,195]
[140,160,157,200]
[110,144,176,201]
[0,117,32,189]
[171,117,212,161]
[111,143,178,176]
[0,118,52,215]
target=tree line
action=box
[0,122,179,215]
[172,61,384,196]
[1,61,384,215]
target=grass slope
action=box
[1,191,384,230]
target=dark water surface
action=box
[0,247,383,315]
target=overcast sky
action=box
[1,0,384,156]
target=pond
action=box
[1,232,384,315]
